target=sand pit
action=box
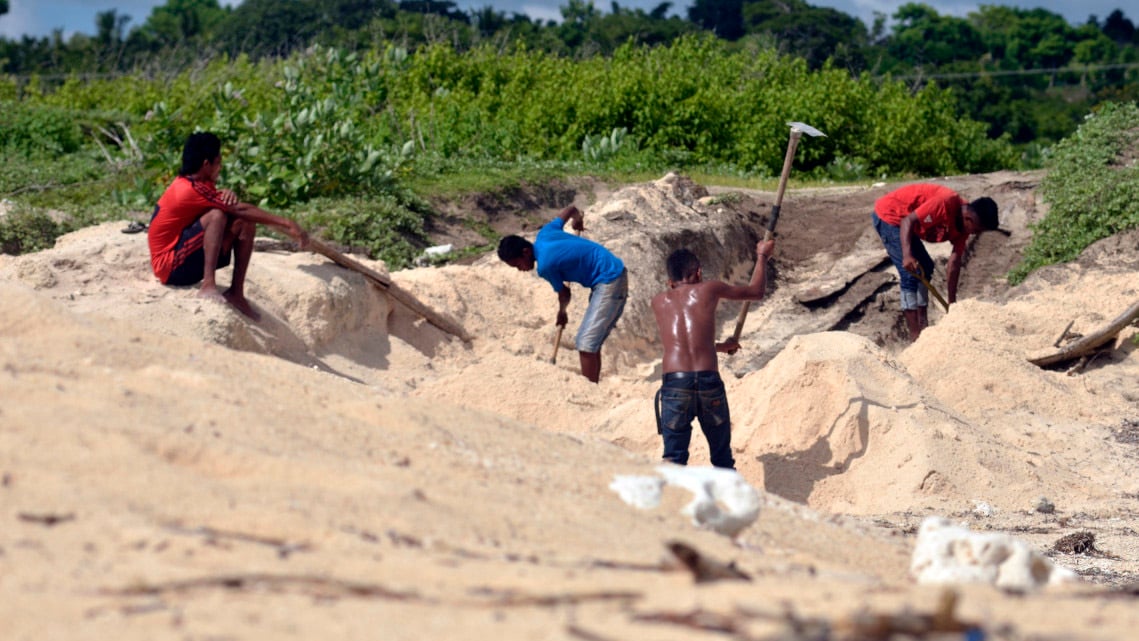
[2,172,1139,639]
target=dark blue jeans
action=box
[872,211,933,295]
[655,371,735,469]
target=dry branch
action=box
[1028,299,1139,367]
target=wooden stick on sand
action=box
[307,238,472,343]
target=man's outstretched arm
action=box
[226,202,309,247]
[715,239,775,301]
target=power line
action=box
[888,61,1139,82]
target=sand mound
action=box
[4,172,1139,639]
[727,329,1136,515]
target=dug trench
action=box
[424,170,1041,362]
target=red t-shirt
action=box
[875,183,967,251]
[148,176,228,283]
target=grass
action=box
[0,145,913,269]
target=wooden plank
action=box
[307,238,472,343]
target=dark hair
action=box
[666,248,701,282]
[179,131,221,177]
[970,197,999,230]
[497,235,532,262]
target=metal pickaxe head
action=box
[787,121,826,138]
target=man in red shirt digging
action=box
[871,183,999,341]
[148,132,308,320]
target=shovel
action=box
[550,324,565,364]
[913,266,950,312]
[729,121,826,343]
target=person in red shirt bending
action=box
[148,132,308,320]
[871,183,998,340]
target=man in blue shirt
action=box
[497,205,628,382]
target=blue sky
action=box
[1,0,1132,40]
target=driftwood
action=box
[307,238,472,343]
[1028,299,1139,368]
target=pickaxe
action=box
[729,121,826,343]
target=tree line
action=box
[2,0,1138,152]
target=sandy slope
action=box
[2,173,1138,640]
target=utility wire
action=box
[886,61,1139,82]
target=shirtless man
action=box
[651,239,774,468]
[148,131,308,320]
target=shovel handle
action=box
[550,324,565,364]
[914,268,950,312]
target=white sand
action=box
[2,173,1138,639]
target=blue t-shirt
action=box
[533,218,625,292]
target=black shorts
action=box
[165,217,232,286]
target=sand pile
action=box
[3,172,1139,639]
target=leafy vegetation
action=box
[0,205,59,254]
[1,0,1137,270]
[1,35,1024,265]
[1010,101,1139,283]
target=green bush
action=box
[2,39,1025,268]
[0,101,84,157]
[296,193,430,269]
[0,206,60,254]
[1010,101,1139,284]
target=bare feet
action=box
[197,285,227,305]
[223,289,262,321]
[197,285,261,321]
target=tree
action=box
[687,0,744,41]
[399,0,466,21]
[141,0,228,45]
[1101,9,1135,45]
[887,3,982,68]
[578,3,695,53]
[95,10,131,47]
[214,0,323,57]
[741,0,868,69]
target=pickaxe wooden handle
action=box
[550,324,565,364]
[729,122,825,343]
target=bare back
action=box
[652,281,728,373]
[653,240,772,374]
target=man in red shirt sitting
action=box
[871,183,998,340]
[148,132,308,320]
